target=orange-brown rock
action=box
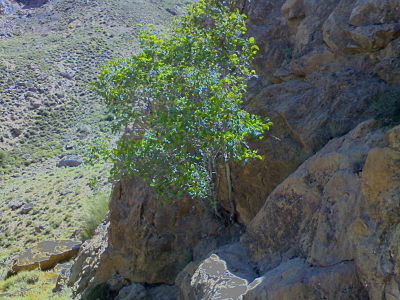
[241,121,400,299]
[222,0,400,225]
[11,239,81,273]
[69,180,239,298]
[178,121,399,299]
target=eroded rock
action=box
[68,222,109,295]
[185,255,368,300]
[68,179,240,298]
[241,121,400,298]
[11,240,81,273]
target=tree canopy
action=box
[90,0,271,207]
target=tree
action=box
[91,0,272,218]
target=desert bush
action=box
[80,191,110,241]
[0,270,40,293]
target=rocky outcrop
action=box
[68,222,109,295]
[69,179,240,298]
[68,0,400,299]
[179,121,400,299]
[226,0,400,224]
[243,121,400,299]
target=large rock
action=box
[322,0,400,54]
[185,255,368,300]
[68,222,109,296]
[115,283,177,300]
[219,0,400,225]
[178,121,400,299]
[68,184,239,298]
[11,240,81,273]
[241,121,400,299]
[56,154,83,167]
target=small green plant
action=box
[0,270,40,293]
[0,150,11,168]
[80,191,110,241]
[372,90,400,126]
[90,0,271,217]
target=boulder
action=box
[11,240,81,273]
[56,154,83,167]
[58,64,75,80]
[68,222,109,295]
[10,128,22,138]
[322,0,400,54]
[185,255,367,300]
[19,203,34,214]
[241,121,400,298]
[349,0,400,27]
[7,198,23,210]
[68,180,239,297]
[115,283,147,300]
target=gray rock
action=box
[10,128,22,138]
[107,273,129,292]
[34,225,45,233]
[56,154,83,167]
[58,64,75,80]
[8,199,23,210]
[19,203,34,214]
[53,263,73,292]
[65,144,75,150]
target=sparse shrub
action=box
[80,191,110,240]
[372,90,400,126]
[0,265,9,281]
[0,270,40,293]
[0,150,11,167]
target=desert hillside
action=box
[0,0,187,298]
[1,0,399,300]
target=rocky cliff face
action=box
[182,121,399,300]
[68,0,400,299]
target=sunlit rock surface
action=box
[11,239,81,273]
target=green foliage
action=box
[372,90,400,126]
[80,191,110,241]
[0,150,11,168]
[92,0,271,203]
[0,270,40,293]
